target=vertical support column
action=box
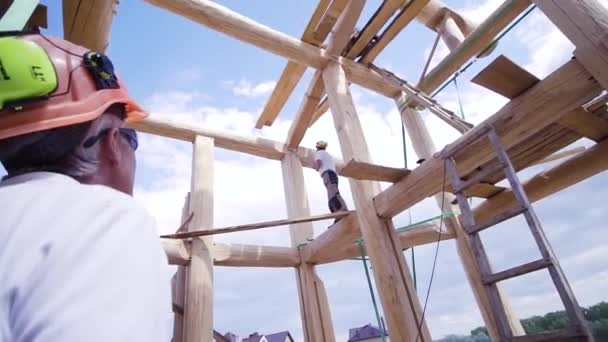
[281,152,335,342]
[172,193,191,342]
[396,95,525,340]
[323,61,431,342]
[183,136,214,342]
[533,0,608,89]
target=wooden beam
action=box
[471,55,608,143]
[281,151,336,342]
[474,137,608,223]
[143,0,408,99]
[338,159,410,183]
[213,243,300,267]
[416,0,531,95]
[376,59,601,219]
[162,238,191,265]
[183,136,214,342]
[323,61,431,341]
[531,146,585,166]
[172,193,191,342]
[300,212,360,264]
[286,0,365,148]
[255,0,333,128]
[534,0,608,90]
[162,211,352,239]
[63,0,117,52]
[436,12,466,52]
[313,0,348,41]
[361,0,431,63]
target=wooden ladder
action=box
[441,125,593,342]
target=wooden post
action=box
[281,152,335,342]
[172,193,191,342]
[534,0,608,90]
[183,136,214,342]
[436,13,466,52]
[323,61,431,342]
[396,96,525,340]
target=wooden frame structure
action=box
[53,0,608,341]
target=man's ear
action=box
[98,127,122,165]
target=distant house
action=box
[223,332,239,342]
[348,324,389,342]
[242,331,295,342]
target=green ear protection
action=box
[0,36,57,110]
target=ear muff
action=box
[0,37,57,110]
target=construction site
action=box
[11,0,608,341]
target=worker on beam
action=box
[314,140,348,223]
[0,34,169,341]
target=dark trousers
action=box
[321,170,348,213]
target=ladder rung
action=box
[511,328,587,342]
[465,206,527,234]
[483,258,552,284]
[453,162,505,193]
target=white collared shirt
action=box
[315,149,336,175]
[0,172,170,342]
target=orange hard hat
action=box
[0,34,147,141]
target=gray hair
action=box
[0,114,121,179]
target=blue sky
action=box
[36,0,608,340]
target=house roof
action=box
[242,331,293,342]
[348,324,388,341]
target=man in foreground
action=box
[0,34,170,341]
[314,140,348,222]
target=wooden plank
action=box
[463,183,505,199]
[511,329,586,342]
[534,0,608,90]
[531,146,585,166]
[173,193,191,342]
[452,162,505,193]
[183,136,214,342]
[471,55,539,99]
[255,0,332,128]
[162,211,352,239]
[376,59,601,219]
[323,61,431,342]
[63,0,117,52]
[281,151,335,341]
[286,0,365,148]
[212,243,300,268]
[361,0,431,63]
[338,159,410,183]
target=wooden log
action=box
[286,0,366,148]
[255,0,333,128]
[323,61,431,341]
[338,159,410,183]
[162,238,191,265]
[417,0,531,95]
[416,0,476,35]
[534,0,608,90]
[474,137,608,223]
[313,0,348,41]
[300,212,360,264]
[396,98,524,339]
[63,0,117,52]
[436,13,466,52]
[531,147,585,166]
[162,211,352,239]
[376,59,601,219]
[143,0,409,99]
[183,136,214,342]
[213,243,300,268]
[282,151,335,341]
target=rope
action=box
[357,239,387,342]
[430,4,537,98]
[415,159,448,342]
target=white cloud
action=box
[225,79,277,98]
